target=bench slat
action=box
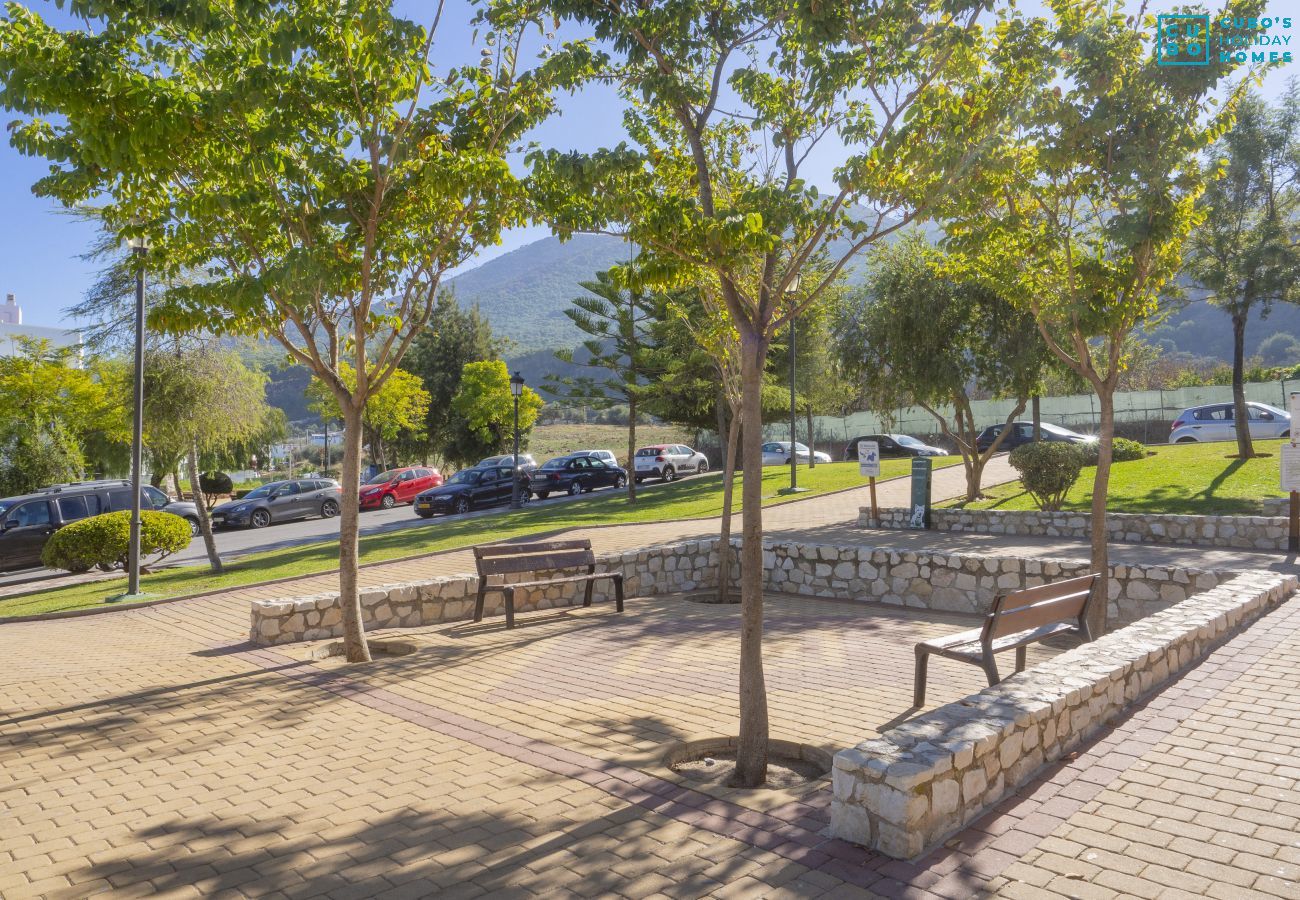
[474,539,591,559]
[478,552,592,577]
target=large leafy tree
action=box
[0,1,589,661]
[521,0,1044,784]
[838,235,1049,501]
[1186,85,1300,458]
[447,359,543,467]
[307,363,431,471]
[945,0,1265,634]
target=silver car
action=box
[1169,402,1291,443]
[209,478,342,529]
[633,444,709,482]
[761,441,833,466]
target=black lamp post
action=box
[510,371,525,509]
[783,272,806,494]
[126,235,150,597]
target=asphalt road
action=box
[0,475,679,590]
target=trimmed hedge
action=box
[1079,437,1146,466]
[1009,442,1085,512]
[41,511,192,574]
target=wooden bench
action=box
[472,539,624,629]
[913,573,1100,706]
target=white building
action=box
[0,293,84,364]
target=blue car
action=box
[527,455,628,500]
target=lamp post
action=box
[510,371,525,509]
[126,235,150,597]
[783,272,806,494]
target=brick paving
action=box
[5,453,1300,897]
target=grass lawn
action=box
[3,456,958,619]
[944,439,1287,515]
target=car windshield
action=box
[242,484,277,499]
[366,470,401,485]
[0,501,8,518]
[893,435,925,448]
[635,448,662,457]
[446,470,481,486]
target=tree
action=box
[308,363,431,471]
[399,292,501,468]
[838,235,1049,500]
[545,268,668,501]
[945,0,1263,634]
[0,2,590,661]
[143,343,274,571]
[447,360,543,467]
[523,1,1044,784]
[1186,85,1300,457]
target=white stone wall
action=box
[864,506,1289,551]
[829,570,1298,859]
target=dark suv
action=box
[0,480,199,572]
[974,421,1094,453]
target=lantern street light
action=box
[783,272,806,494]
[510,371,525,509]
[125,235,150,597]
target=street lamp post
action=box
[126,235,150,597]
[510,371,525,509]
[783,273,805,494]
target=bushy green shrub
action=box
[1077,437,1146,466]
[41,511,192,574]
[199,471,233,504]
[1009,442,1085,511]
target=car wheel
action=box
[186,517,199,537]
[615,474,627,489]
[537,491,549,500]
[250,508,271,528]
[1175,436,1198,443]
[454,496,472,515]
[697,460,709,474]
[662,466,675,483]
[321,499,339,518]
[380,493,396,510]
[1283,429,1291,439]
[634,476,643,484]
[568,480,583,496]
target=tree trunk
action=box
[626,393,637,503]
[187,440,222,573]
[1231,311,1255,459]
[715,387,729,464]
[716,406,741,603]
[805,405,815,469]
[733,330,770,788]
[338,403,372,663]
[1086,389,1115,637]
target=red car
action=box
[358,466,443,510]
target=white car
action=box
[761,441,833,466]
[569,449,619,468]
[633,444,709,482]
[1169,402,1291,443]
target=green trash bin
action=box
[909,457,932,529]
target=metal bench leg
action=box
[583,577,594,608]
[982,655,1001,686]
[474,581,487,623]
[504,587,516,629]
[613,575,624,613]
[1015,646,1028,674]
[913,645,930,707]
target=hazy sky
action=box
[0,1,1293,331]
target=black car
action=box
[843,434,945,461]
[0,480,199,572]
[209,478,341,529]
[413,465,529,517]
[975,421,1095,453]
[528,455,628,500]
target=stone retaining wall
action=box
[1263,497,1290,517]
[864,506,1289,551]
[250,539,720,645]
[829,569,1298,859]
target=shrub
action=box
[1008,442,1085,511]
[41,511,192,574]
[1077,437,1146,466]
[199,471,233,507]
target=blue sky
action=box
[0,1,1293,331]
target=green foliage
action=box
[41,511,192,574]
[1009,442,1085,512]
[0,425,84,497]
[447,360,544,466]
[199,472,233,505]
[1078,438,1145,467]
[308,363,430,469]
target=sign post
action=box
[858,440,880,523]
[909,457,933,529]
[1284,398,1300,553]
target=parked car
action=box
[358,466,442,510]
[209,478,341,529]
[569,449,620,468]
[632,445,709,483]
[843,434,945,461]
[0,479,200,572]
[413,465,528,517]
[473,453,537,473]
[528,455,628,499]
[975,421,1094,453]
[760,441,833,467]
[1169,402,1291,443]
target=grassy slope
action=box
[525,423,695,468]
[3,457,958,618]
[945,439,1287,515]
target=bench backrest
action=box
[982,573,1099,642]
[474,539,595,578]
